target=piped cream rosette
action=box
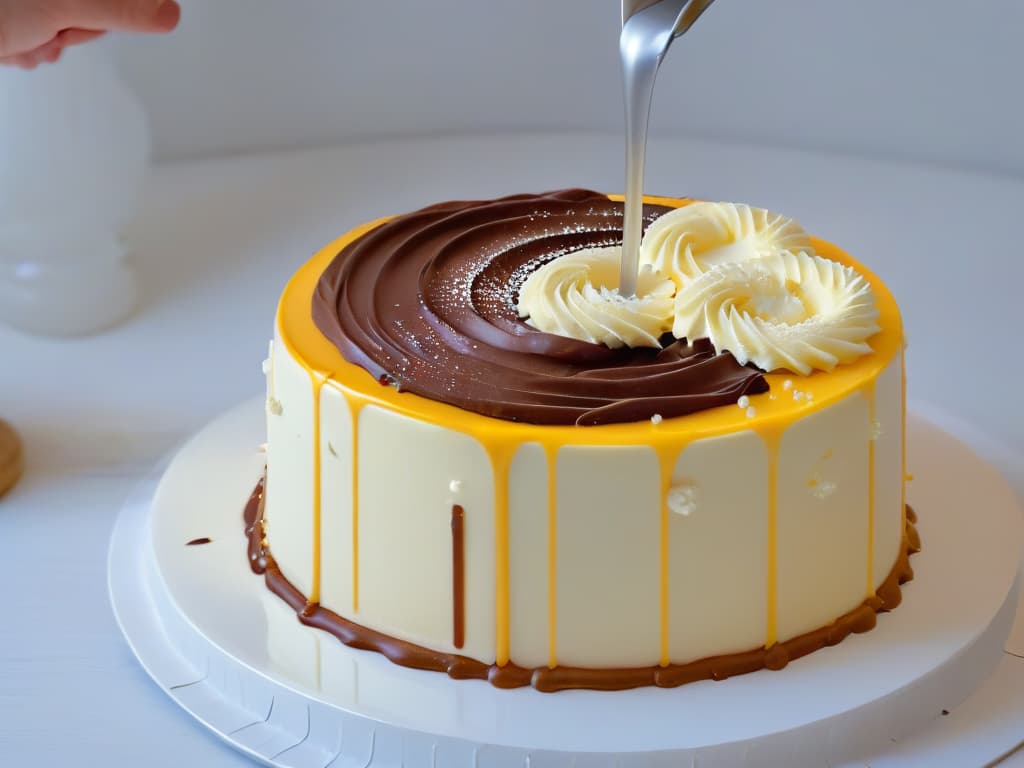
[640,201,814,288]
[517,246,674,349]
[517,201,880,374]
[672,249,880,375]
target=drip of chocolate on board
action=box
[186,537,213,546]
[244,479,918,693]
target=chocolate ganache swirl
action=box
[312,189,767,426]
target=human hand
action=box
[0,0,180,68]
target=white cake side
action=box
[264,326,904,670]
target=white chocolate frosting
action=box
[517,246,674,349]
[516,201,879,374]
[672,250,880,375]
[640,202,814,288]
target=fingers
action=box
[0,0,177,65]
[38,45,63,64]
[0,53,34,68]
[46,0,180,34]
[0,0,58,56]
[0,28,106,68]
[55,28,107,47]
[150,0,181,31]
[0,41,63,69]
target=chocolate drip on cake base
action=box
[244,479,920,693]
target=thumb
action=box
[48,0,181,34]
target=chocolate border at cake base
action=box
[243,478,920,693]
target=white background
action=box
[116,0,1024,177]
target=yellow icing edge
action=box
[277,196,902,449]
[275,193,904,662]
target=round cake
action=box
[250,189,916,692]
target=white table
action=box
[2,135,1022,767]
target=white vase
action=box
[0,42,150,336]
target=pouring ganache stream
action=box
[619,0,717,297]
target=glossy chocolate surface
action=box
[312,190,767,426]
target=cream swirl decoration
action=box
[640,202,814,288]
[516,201,879,373]
[517,246,674,349]
[672,250,880,375]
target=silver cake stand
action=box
[108,398,1022,767]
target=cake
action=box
[248,189,917,692]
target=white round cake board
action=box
[108,398,1023,768]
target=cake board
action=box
[108,398,1024,768]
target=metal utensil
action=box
[619,0,716,297]
[622,0,715,34]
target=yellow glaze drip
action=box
[487,440,516,667]
[274,194,904,666]
[345,396,365,613]
[760,429,782,648]
[294,354,366,612]
[545,445,559,669]
[866,382,877,597]
[310,373,327,604]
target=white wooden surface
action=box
[1,134,1023,766]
